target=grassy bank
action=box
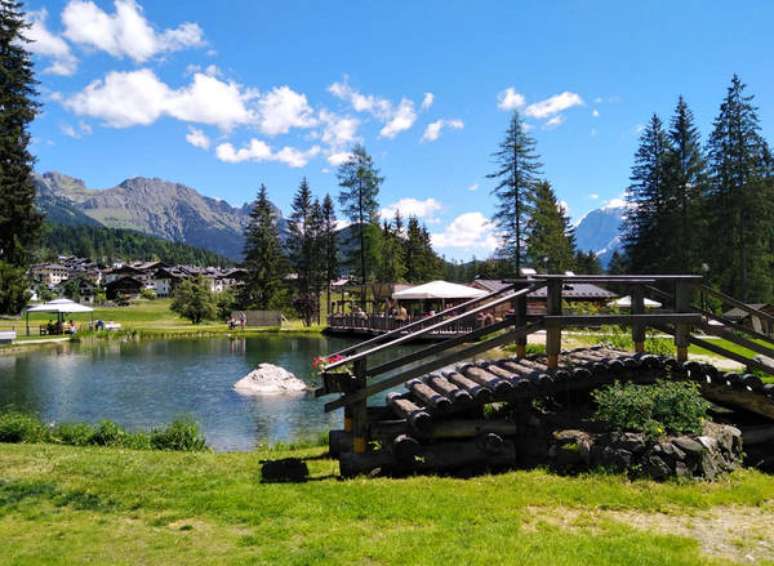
[1,299,324,349]
[0,443,772,564]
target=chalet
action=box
[30,263,70,288]
[470,278,618,316]
[151,267,185,297]
[723,303,774,335]
[105,276,144,301]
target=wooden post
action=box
[631,284,645,353]
[352,358,368,454]
[514,281,528,358]
[674,280,693,363]
[546,279,563,369]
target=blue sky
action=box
[25,0,774,260]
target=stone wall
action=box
[549,421,743,480]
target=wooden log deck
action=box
[325,313,477,341]
[315,274,774,477]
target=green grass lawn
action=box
[0,443,772,564]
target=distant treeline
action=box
[38,222,232,266]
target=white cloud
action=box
[215,139,320,167]
[431,212,498,251]
[328,80,418,139]
[421,118,464,142]
[590,128,598,137]
[634,123,646,134]
[62,0,204,63]
[592,108,600,118]
[326,151,353,166]
[65,69,255,130]
[544,115,565,129]
[558,200,570,214]
[25,9,78,75]
[497,87,526,111]
[185,127,210,150]
[379,98,417,139]
[589,193,599,200]
[524,91,583,119]
[380,198,443,223]
[421,92,434,110]
[318,110,358,147]
[603,197,628,210]
[256,86,316,135]
[59,121,92,139]
[468,183,479,192]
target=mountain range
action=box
[34,170,625,265]
[34,172,287,260]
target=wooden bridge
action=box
[314,274,774,476]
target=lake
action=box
[0,335,418,451]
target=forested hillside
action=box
[38,223,232,266]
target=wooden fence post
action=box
[514,281,528,358]
[631,284,645,353]
[674,280,693,363]
[352,358,369,454]
[546,279,563,369]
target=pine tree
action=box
[0,1,42,312]
[376,212,406,283]
[239,184,286,310]
[337,144,383,303]
[321,193,338,317]
[664,96,706,273]
[607,250,628,275]
[527,181,576,273]
[574,250,603,275]
[487,111,542,276]
[404,216,424,283]
[705,75,772,301]
[287,177,314,316]
[622,114,672,273]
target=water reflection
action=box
[0,335,418,451]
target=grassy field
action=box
[1,299,323,343]
[0,443,772,565]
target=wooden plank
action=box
[699,322,774,358]
[324,322,543,412]
[695,307,774,344]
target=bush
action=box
[0,412,206,451]
[0,411,47,443]
[597,325,675,357]
[150,418,207,451]
[140,288,157,300]
[593,380,709,438]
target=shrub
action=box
[51,422,95,446]
[0,411,47,443]
[150,418,207,451]
[593,380,709,438]
[597,325,675,356]
[90,420,128,446]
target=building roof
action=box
[393,281,488,300]
[528,282,618,300]
[723,304,771,319]
[471,279,510,293]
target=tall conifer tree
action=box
[705,75,772,301]
[239,184,286,309]
[337,144,382,304]
[487,111,542,276]
[527,181,576,273]
[0,1,41,312]
[622,114,672,273]
[321,193,339,316]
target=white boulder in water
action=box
[234,363,308,395]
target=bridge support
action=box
[674,280,693,364]
[352,359,369,454]
[631,284,646,353]
[514,282,528,358]
[546,280,562,369]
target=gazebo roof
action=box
[26,298,94,313]
[392,280,487,301]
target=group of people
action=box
[45,319,78,335]
[227,313,247,330]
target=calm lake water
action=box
[0,335,418,451]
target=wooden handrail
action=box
[701,285,774,325]
[324,283,545,371]
[695,306,774,344]
[326,281,518,358]
[325,321,544,411]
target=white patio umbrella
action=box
[392,280,487,301]
[25,298,94,336]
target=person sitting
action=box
[67,319,78,334]
[95,319,105,331]
[46,320,55,335]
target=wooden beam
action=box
[701,285,774,325]
[542,313,701,326]
[699,322,774,358]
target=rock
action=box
[644,454,672,480]
[234,363,308,395]
[673,436,704,455]
[697,436,718,452]
[261,458,308,483]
